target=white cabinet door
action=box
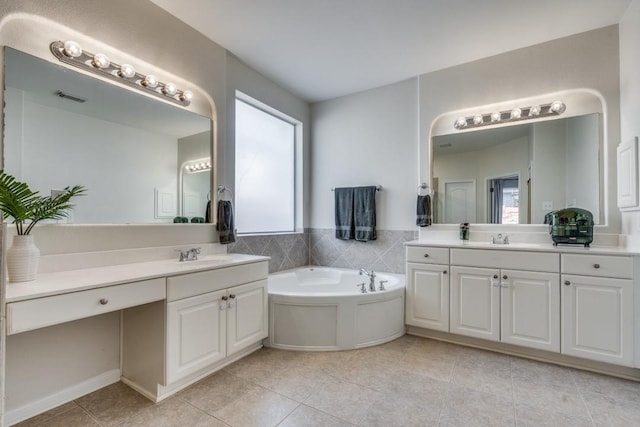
[166,290,227,383]
[227,280,268,356]
[406,262,449,331]
[501,270,560,352]
[561,274,634,367]
[450,266,500,341]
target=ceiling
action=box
[149,0,631,103]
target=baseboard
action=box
[3,368,121,426]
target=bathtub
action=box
[266,267,406,351]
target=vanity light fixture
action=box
[50,40,193,107]
[453,101,566,130]
[184,159,212,173]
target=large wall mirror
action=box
[3,47,212,224]
[432,113,602,225]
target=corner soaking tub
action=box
[266,267,405,351]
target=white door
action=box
[444,180,476,223]
[227,280,268,356]
[450,266,500,341]
[166,290,227,384]
[561,274,634,367]
[501,270,560,352]
[406,263,449,331]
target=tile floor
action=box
[16,335,640,426]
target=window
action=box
[235,93,300,234]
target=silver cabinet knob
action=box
[229,294,236,299]
[593,264,600,269]
[503,275,508,280]
[99,298,109,305]
[423,254,429,258]
[493,274,499,279]
[443,270,447,274]
[564,280,571,286]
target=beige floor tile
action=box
[212,386,298,426]
[303,375,383,424]
[278,404,353,426]
[14,401,81,426]
[572,368,640,402]
[515,402,595,427]
[376,334,420,354]
[260,364,336,402]
[439,384,515,427]
[451,355,513,400]
[15,406,100,427]
[300,348,358,373]
[75,382,155,426]
[120,398,226,427]
[512,379,589,419]
[581,390,640,427]
[377,368,449,410]
[360,393,440,427]
[511,357,576,390]
[178,370,258,413]
[400,352,456,382]
[408,337,463,359]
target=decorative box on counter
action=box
[546,208,594,247]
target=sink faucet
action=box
[176,247,201,262]
[359,268,376,292]
[490,234,509,245]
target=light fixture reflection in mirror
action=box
[432,113,601,225]
[3,47,212,224]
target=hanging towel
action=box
[205,200,212,223]
[334,187,355,239]
[416,194,432,227]
[354,186,377,241]
[216,200,236,244]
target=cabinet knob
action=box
[564,280,571,286]
[423,254,429,258]
[229,294,236,299]
[593,263,600,269]
[502,275,508,280]
[493,274,499,279]
[443,270,447,275]
[221,296,228,301]
[99,298,109,305]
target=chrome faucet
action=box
[359,268,376,292]
[176,247,201,262]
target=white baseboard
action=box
[4,368,121,426]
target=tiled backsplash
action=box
[228,228,417,274]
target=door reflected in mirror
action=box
[3,47,212,224]
[432,113,601,225]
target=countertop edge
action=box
[404,240,640,255]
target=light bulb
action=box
[162,83,177,96]
[454,117,468,129]
[510,108,522,119]
[490,112,501,122]
[180,90,193,102]
[118,64,136,78]
[92,53,110,69]
[142,75,158,88]
[62,41,82,58]
[473,115,483,125]
[529,105,541,116]
[550,101,566,114]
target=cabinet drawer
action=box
[451,249,558,272]
[561,254,633,279]
[7,278,166,335]
[167,261,268,302]
[406,246,449,265]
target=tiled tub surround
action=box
[17,335,640,426]
[227,229,418,274]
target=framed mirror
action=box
[3,47,212,224]
[432,113,601,225]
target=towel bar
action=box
[331,185,382,191]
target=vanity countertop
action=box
[6,253,269,303]
[405,239,640,255]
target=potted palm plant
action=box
[0,171,85,282]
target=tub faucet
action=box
[359,268,376,292]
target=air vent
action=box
[54,90,87,103]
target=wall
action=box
[420,25,621,235]
[620,0,640,241]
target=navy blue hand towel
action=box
[216,200,236,244]
[334,187,355,239]
[354,186,377,241]
[416,194,432,227]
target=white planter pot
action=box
[7,235,40,283]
